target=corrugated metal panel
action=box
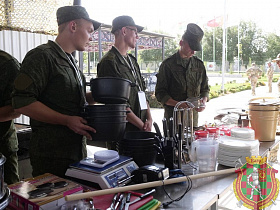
[0,30,56,125]
[0,30,56,62]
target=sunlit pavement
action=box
[151,82,280,132]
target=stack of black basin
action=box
[117,131,158,166]
[83,104,128,141]
[85,77,134,141]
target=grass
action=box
[209,79,266,99]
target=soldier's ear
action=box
[179,40,184,47]
[69,21,77,32]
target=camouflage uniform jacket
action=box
[12,40,87,160]
[0,50,20,155]
[97,46,147,131]
[155,51,209,126]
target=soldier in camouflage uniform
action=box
[0,50,21,184]
[97,16,153,132]
[246,63,262,96]
[12,6,100,178]
[155,23,209,127]
[266,61,273,93]
[272,54,280,92]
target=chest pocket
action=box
[186,68,203,97]
[42,58,82,109]
[117,61,137,85]
[171,68,186,90]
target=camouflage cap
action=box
[182,23,204,51]
[111,15,144,33]
[56,5,101,30]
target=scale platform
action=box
[65,155,138,189]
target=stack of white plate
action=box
[217,136,259,167]
[230,127,255,140]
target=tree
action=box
[266,33,280,60]
[202,21,267,68]
[139,33,178,71]
[201,27,223,64]
[239,21,266,66]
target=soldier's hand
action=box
[178,103,189,109]
[65,116,96,140]
[143,119,153,131]
[195,106,206,112]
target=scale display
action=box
[65,156,138,189]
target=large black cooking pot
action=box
[120,149,157,167]
[88,121,127,141]
[118,139,157,147]
[124,131,157,140]
[90,77,136,104]
[118,131,158,166]
[84,104,127,112]
[87,115,127,123]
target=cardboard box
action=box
[8,173,83,210]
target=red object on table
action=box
[219,127,231,136]
[194,130,209,139]
[206,127,220,139]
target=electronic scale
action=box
[65,154,138,189]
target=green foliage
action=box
[273,77,278,82]
[139,32,178,67]
[149,81,260,108]
[146,91,162,108]
[266,33,280,60]
[209,82,252,100]
[202,20,273,66]
[257,81,266,86]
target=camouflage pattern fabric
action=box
[155,51,209,127]
[97,46,147,131]
[0,50,20,184]
[246,65,262,96]
[267,66,274,93]
[12,41,87,177]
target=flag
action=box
[207,16,223,27]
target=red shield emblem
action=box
[233,156,279,209]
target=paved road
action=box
[151,82,279,132]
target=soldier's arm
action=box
[14,101,95,139]
[0,105,21,122]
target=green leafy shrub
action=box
[273,78,278,82]
[146,91,163,108]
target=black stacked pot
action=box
[117,131,158,166]
[83,104,128,141]
[85,77,134,142]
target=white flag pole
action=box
[221,0,227,93]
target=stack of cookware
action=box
[0,154,10,209]
[85,77,134,141]
[117,131,158,166]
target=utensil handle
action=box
[162,118,168,138]
[169,117,174,138]
[139,189,155,199]
[126,193,131,203]
[153,122,163,139]
[65,168,236,201]
[178,123,182,169]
